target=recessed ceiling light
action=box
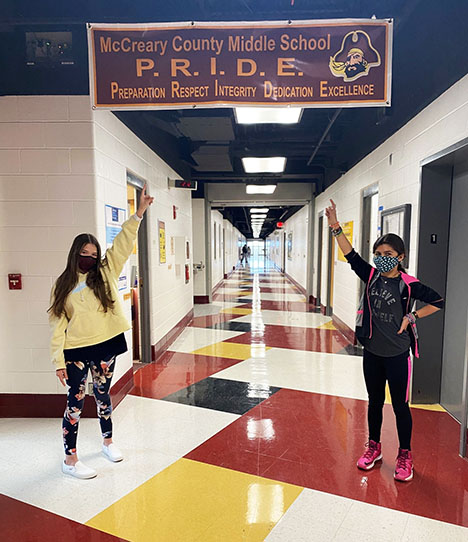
[242,157,286,173]
[246,185,277,195]
[235,107,303,124]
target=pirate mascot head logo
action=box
[329,30,381,82]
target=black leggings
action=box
[363,349,413,450]
[62,355,116,455]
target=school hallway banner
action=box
[87,19,393,110]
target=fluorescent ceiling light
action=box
[246,185,277,195]
[242,157,286,173]
[250,208,269,214]
[251,214,267,219]
[235,107,302,124]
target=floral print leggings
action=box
[62,355,116,455]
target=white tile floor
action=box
[0,395,239,523]
[233,310,332,328]
[193,301,245,317]
[211,348,368,400]
[254,293,307,301]
[265,487,468,542]
[168,327,245,353]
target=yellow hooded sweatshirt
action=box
[50,215,140,370]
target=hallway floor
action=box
[1,266,468,541]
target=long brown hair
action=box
[48,233,114,318]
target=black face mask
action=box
[78,255,97,273]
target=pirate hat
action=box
[333,30,380,65]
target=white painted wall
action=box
[92,108,193,383]
[223,219,243,275]
[314,73,468,331]
[0,96,95,394]
[191,202,244,296]
[267,206,309,290]
[268,230,285,272]
[0,95,193,394]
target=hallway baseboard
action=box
[284,272,307,297]
[151,309,194,362]
[0,367,134,418]
[194,295,210,304]
[332,313,356,344]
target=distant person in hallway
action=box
[241,243,249,265]
[49,185,153,479]
[325,199,444,482]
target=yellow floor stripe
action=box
[86,459,303,542]
[384,384,447,412]
[220,307,253,315]
[192,341,270,360]
[317,321,337,330]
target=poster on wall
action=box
[88,19,393,110]
[287,232,293,260]
[158,220,166,264]
[337,221,354,262]
[105,205,128,290]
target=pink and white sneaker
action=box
[357,440,382,470]
[394,448,413,481]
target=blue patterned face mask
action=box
[373,255,400,273]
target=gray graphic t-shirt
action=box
[360,276,411,357]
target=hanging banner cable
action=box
[87,19,393,110]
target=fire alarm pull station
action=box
[8,274,22,290]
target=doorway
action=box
[316,214,324,308]
[417,140,468,421]
[441,157,468,421]
[247,239,266,270]
[222,228,226,278]
[326,229,335,316]
[127,172,152,364]
[360,185,379,297]
[282,231,286,272]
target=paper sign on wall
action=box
[337,221,353,262]
[105,204,128,290]
[159,220,166,264]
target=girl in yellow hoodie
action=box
[49,186,153,479]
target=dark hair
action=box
[373,233,406,272]
[48,233,114,318]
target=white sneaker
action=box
[62,460,97,479]
[102,443,123,462]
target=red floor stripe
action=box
[224,325,350,353]
[130,351,242,399]
[185,388,468,528]
[0,494,127,541]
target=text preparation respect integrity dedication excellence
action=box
[87,19,393,110]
